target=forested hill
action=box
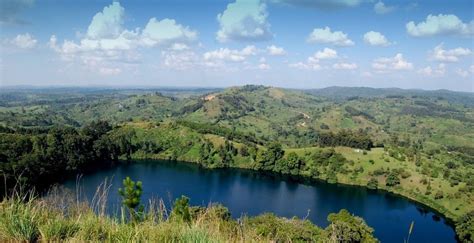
[305,86,474,106]
[1,85,474,241]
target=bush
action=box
[246,213,323,242]
[171,196,191,223]
[386,171,400,187]
[325,209,378,243]
[367,178,378,189]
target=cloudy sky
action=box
[0,0,473,91]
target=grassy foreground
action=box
[0,188,378,242]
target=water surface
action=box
[63,160,456,243]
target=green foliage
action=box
[255,142,284,171]
[246,213,323,242]
[171,196,191,223]
[0,120,132,193]
[456,211,474,242]
[325,209,378,243]
[386,171,400,187]
[367,178,378,189]
[118,177,144,222]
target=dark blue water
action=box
[63,160,456,243]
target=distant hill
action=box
[305,86,474,107]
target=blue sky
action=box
[0,0,473,91]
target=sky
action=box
[0,0,473,91]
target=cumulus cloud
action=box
[289,61,321,70]
[141,18,197,47]
[0,0,34,24]
[162,50,200,70]
[307,27,354,46]
[86,2,124,39]
[406,14,474,37]
[266,45,286,55]
[49,2,197,74]
[274,0,366,10]
[203,45,257,67]
[313,48,338,59]
[8,33,37,49]
[363,31,392,46]
[333,62,357,70]
[99,67,122,76]
[374,1,395,14]
[258,63,270,70]
[429,43,471,62]
[417,64,445,77]
[372,53,413,71]
[455,68,469,77]
[289,48,340,70]
[216,0,272,42]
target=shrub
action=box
[171,196,191,223]
[367,178,378,189]
[118,177,145,223]
[325,209,378,243]
[386,171,400,187]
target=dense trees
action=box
[455,211,474,242]
[0,121,133,194]
[317,130,373,150]
[325,209,378,243]
[255,142,284,171]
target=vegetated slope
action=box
[0,85,473,240]
[305,86,474,107]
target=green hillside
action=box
[1,85,473,240]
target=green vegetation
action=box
[0,184,378,242]
[1,85,474,239]
[118,177,144,223]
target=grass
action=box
[0,186,367,242]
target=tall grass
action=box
[0,181,355,242]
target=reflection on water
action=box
[63,160,457,243]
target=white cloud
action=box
[455,68,469,77]
[372,53,413,71]
[141,18,197,47]
[9,33,37,49]
[86,2,124,39]
[313,48,338,59]
[333,62,357,70]
[406,14,474,37]
[361,71,373,77]
[99,67,122,75]
[363,31,392,46]
[258,63,270,70]
[274,0,366,10]
[374,1,395,14]
[266,45,286,55]
[49,2,197,74]
[203,45,257,63]
[162,50,199,70]
[289,48,339,70]
[429,43,471,62]
[307,27,354,46]
[417,64,445,77]
[216,0,272,42]
[289,61,321,70]
[470,65,474,73]
[170,43,190,51]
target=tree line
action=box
[0,121,134,195]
